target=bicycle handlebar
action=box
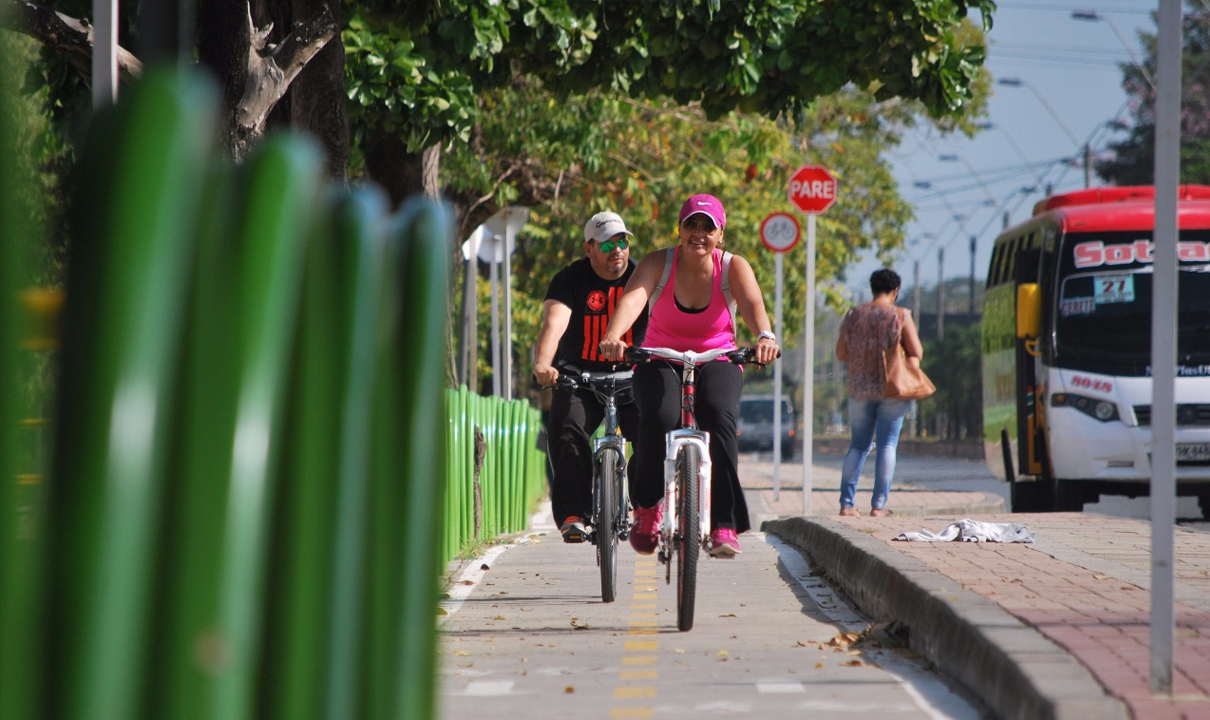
[625,345,777,367]
[542,369,634,395]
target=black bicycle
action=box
[625,345,759,631]
[551,370,634,603]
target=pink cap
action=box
[678,194,726,229]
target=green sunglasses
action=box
[597,237,630,253]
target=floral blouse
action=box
[836,304,904,400]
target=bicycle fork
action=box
[593,434,629,540]
[659,429,712,565]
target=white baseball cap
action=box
[584,211,633,243]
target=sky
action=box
[845,0,1159,295]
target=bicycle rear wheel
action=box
[597,448,620,603]
[675,444,700,631]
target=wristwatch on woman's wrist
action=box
[757,331,776,342]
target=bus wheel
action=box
[1011,479,1056,513]
[1199,495,1210,521]
[1000,428,1016,484]
[1053,481,1095,512]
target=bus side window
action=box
[988,244,1004,287]
[1003,238,1018,284]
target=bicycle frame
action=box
[633,347,739,557]
[554,370,634,541]
[593,395,630,541]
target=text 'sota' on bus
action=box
[981,185,1210,514]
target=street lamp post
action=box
[1072,10,1156,91]
[997,77,1081,147]
[938,154,998,205]
[974,122,1047,185]
[998,77,1087,187]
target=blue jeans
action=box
[839,397,911,511]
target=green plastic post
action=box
[391,199,451,720]
[46,67,219,720]
[205,134,325,720]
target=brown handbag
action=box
[883,308,936,400]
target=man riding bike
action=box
[533,211,649,543]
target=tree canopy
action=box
[345,0,994,157]
[1096,1,1210,185]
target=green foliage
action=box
[442,77,951,349]
[343,11,480,153]
[345,0,994,158]
[3,34,71,287]
[919,323,983,440]
[1095,2,1210,185]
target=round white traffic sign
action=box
[760,212,801,252]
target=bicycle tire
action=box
[676,444,700,631]
[597,448,620,603]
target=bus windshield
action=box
[1055,265,1210,375]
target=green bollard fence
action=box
[45,67,220,720]
[436,388,549,564]
[4,61,548,720]
[391,199,451,720]
[317,188,392,720]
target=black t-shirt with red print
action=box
[545,258,648,372]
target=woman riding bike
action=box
[598,194,780,557]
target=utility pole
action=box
[913,260,921,320]
[936,248,945,340]
[969,235,977,314]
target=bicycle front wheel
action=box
[597,448,620,603]
[675,444,700,631]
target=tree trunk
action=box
[281,0,349,181]
[364,127,442,209]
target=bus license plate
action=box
[1176,443,1210,461]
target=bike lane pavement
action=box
[437,507,985,720]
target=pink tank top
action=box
[643,247,737,353]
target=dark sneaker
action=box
[629,504,663,555]
[709,528,741,557]
[560,516,587,543]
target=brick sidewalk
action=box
[865,513,1210,720]
[766,505,1210,720]
[747,452,1210,718]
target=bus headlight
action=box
[1051,392,1120,422]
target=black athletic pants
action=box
[630,360,751,534]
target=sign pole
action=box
[786,164,836,516]
[489,252,501,397]
[759,212,801,503]
[773,252,784,500]
[802,213,816,516]
[1151,0,1180,694]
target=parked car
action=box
[736,396,796,459]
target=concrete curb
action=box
[762,517,1130,720]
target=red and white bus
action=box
[981,185,1210,513]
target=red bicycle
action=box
[625,345,760,631]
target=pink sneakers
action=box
[630,503,663,555]
[709,528,741,557]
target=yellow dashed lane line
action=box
[611,558,659,718]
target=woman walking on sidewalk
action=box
[835,269,923,517]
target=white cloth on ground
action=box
[894,518,1035,543]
